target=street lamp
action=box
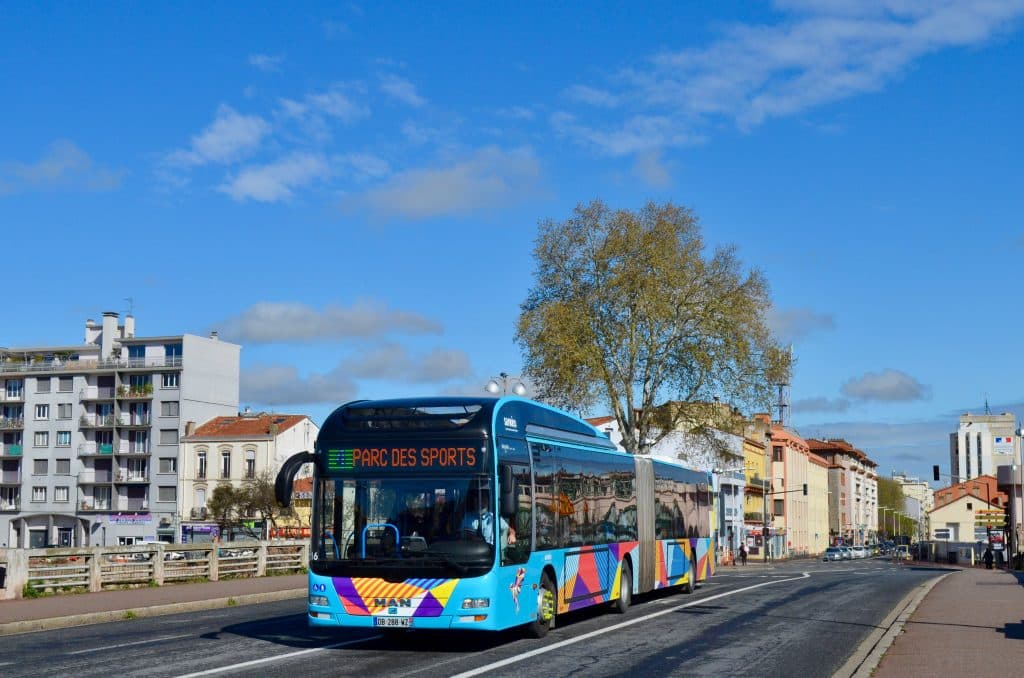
[484,372,527,396]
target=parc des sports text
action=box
[353,446,479,469]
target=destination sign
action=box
[326,445,485,473]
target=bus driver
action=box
[462,488,516,549]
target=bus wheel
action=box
[612,561,632,613]
[527,573,556,638]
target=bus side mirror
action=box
[500,464,516,517]
[275,451,316,507]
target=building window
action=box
[32,486,46,502]
[128,345,145,360]
[57,403,73,419]
[58,376,73,392]
[158,485,177,502]
[162,372,180,388]
[159,457,177,474]
[55,486,69,502]
[33,459,48,475]
[245,450,256,479]
[56,431,71,447]
[197,451,207,479]
[774,499,785,515]
[56,458,70,475]
[33,431,49,447]
[36,377,51,393]
[161,401,180,417]
[221,451,231,478]
[772,445,784,462]
[159,429,179,445]
[35,404,49,420]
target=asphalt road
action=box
[0,559,945,678]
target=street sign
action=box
[933,528,951,539]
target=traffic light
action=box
[933,465,940,481]
[802,483,808,496]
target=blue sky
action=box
[2,1,1022,484]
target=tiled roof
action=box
[187,413,308,440]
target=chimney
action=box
[209,331,219,341]
[101,311,119,359]
[185,421,196,436]
[124,314,135,338]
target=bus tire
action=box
[527,573,557,638]
[612,560,632,614]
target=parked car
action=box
[893,545,911,561]
[840,546,853,560]
[823,546,844,562]
[852,545,869,559]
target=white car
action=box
[851,546,868,559]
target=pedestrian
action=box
[983,546,994,569]
[739,543,747,566]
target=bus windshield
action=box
[312,474,504,579]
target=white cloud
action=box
[1,140,125,194]
[219,153,330,202]
[241,364,357,405]
[558,1,1024,153]
[169,105,270,166]
[552,112,699,156]
[633,149,671,188]
[379,74,427,107]
[351,146,541,220]
[215,300,443,344]
[307,89,370,122]
[564,84,620,108]
[498,106,537,121]
[248,53,284,73]
[767,307,836,344]
[336,153,391,181]
[841,368,929,402]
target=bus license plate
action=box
[374,617,412,628]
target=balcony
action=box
[1,470,22,484]
[1,443,23,457]
[0,390,25,402]
[744,511,765,522]
[0,498,20,512]
[78,442,114,457]
[116,385,153,400]
[79,500,112,512]
[119,356,183,371]
[190,507,209,519]
[117,415,151,428]
[0,416,25,430]
[79,414,117,429]
[79,386,116,401]
[117,442,150,456]
[78,470,114,484]
[114,472,149,484]
[116,499,150,511]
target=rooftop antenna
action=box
[984,394,991,415]
[773,344,792,427]
[124,297,135,315]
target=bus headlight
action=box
[461,597,490,609]
[309,595,330,607]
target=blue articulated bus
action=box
[275,396,714,637]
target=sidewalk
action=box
[871,565,1024,675]
[0,573,307,636]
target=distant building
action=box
[892,471,934,540]
[1,311,239,547]
[807,438,879,546]
[930,475,1006,544]
[949,412,1019,482]
[179,411,317,542]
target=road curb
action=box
[834,568,954,678]
[0,588,306,637]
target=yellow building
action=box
[743,434,768,560]
[808,453,830,555]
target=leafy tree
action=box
[207,483,242,535]
[240,470,295,535]
[517,200,790,454]
[877,477,907,537]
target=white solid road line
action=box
[67,633,193,655]
[174,635,382,678]
[450,572,811,678]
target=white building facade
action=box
[949,412,1020,482]
[180,412,318,542]
[0,311,239,547]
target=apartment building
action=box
[807,438,879,546]
[180,411,317,542]
[949,412,1019,482]
[768,425,812,557]
[892,471,935,540]
[0,311,239,547]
